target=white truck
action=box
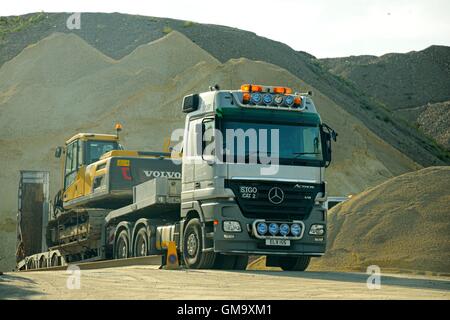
[17,84,337,271]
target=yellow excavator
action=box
[52,124,180,214]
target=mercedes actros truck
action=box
[17,84,337,271]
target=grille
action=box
[225,180,323,220]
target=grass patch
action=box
[0,12,46,40]
[162,25,173,34]
[183,20,195,28]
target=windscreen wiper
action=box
[292,152,320,158]
[290,152,320,165]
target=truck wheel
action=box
[279,256,311,271]
[183,218,215,269]
[133,227,149,257]
[234,255,249,270]
[115,230,130,259]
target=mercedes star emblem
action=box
[268,187,284,204]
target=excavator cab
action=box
[55,133,121,205]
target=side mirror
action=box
[331,130,337,142]
[55,146,63,158]
[182,94,199,113]
[322,132,332,165]
[321,123,337,167]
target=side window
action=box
[186,119,200,157]
[303,127,321,154]
[78,140,83,167]
[64,141,79,188]
[65,142,74,175]
[202,118,215,157]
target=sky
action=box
[3,0,450,58]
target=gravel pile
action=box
[417,101,450,150]
[0,32,419,271]
[310,166,450,274]
[0,12,446,166]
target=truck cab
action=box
[178,84,336,270]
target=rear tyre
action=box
[183,218,215,269]
[279,256,311,271]
[133,227,149,257]
[115,230,130,259]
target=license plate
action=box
[265,239,291,246]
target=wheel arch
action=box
[180,202,215,256]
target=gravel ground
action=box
[0,266,449,300]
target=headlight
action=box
[279,223,290,236]
[309,224,325,236]
[268,223,279,236]
[274,95,284,105]
[256,222,268,235]
[285,95,294,106]
[223,221,242,232]
[251,92,262,104]
[290,223,302,237]
[262,94,273,105]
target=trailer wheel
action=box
[279,256,311,271]
[50,254,60,267]
[183,218,215,269]
[133,227,149,257]
[115,230,130,259]
[38,256,46,269]
[26,258,36,270]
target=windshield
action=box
[220,120,323,166]
[86,140,118,164]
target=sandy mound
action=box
[0,33,115,88]
[0,32,419,271]
[321,45,450,110]
[119,31,220,76]
[310,166,450,274]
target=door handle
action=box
[194,182,200,189]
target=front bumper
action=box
[202,200,327,257]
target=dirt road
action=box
[1,266,449,299]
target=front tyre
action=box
[183,218,215,269]
[279,256,311,271]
